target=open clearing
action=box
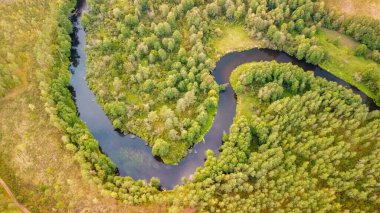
[324,0,380,20]
[209,23,264,56]
[317,28,380,103]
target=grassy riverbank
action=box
[187,23,263,157]
[0,87,135,212]
[212,24,380,107]
[317,28,380,105]
[209,23,264,56]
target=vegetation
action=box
[33,0,380,209]
[1,0,380,212]
[208,23,263,55]
[323,8,380,51]
[84,0,331,164]
[0,0,155,212]
[159,61,380,212]
[324,0,380,20]
[321,2,380,104]
[0,186,20,213]
[316,28,380,105]
[0,1,43,97]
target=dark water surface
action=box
[69,1,379,189]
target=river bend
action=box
[69,2,379,189]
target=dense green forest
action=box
[83,0,326,164]
[163,62,380,212]
[1,0,380,211]
[83,0,380,165]
[223,62,380,211]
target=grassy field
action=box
[0,186,21,213]
[321,28,360,50]
[316,28,380,104]
[324,0,380,20]
[209,23,264,57]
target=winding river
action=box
[69,1,379,189]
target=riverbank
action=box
[208,22,264,56]
[317,28,380,106]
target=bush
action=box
[355,44,369,57]
[152,139,170,157]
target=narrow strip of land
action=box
[0,177,30,213]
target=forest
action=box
[0,0,379,212]
[83,0,380,165]
[83,0,326,164]
[179,61,380,212]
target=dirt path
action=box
[0,177,30,213]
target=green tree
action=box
[150,177,161,188]
[296,41,310,60]
[354,44,368,57]
[152,139,170,157]
[306,45,325,64]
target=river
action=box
[69,0,379,189]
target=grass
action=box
[0,186,20,213]
[196,106,217,145]
[207,22,265,121]
[317,28,380,105]
[322,28,359,50]
[324,0,380,20]
[209,22,264,57]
